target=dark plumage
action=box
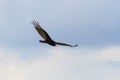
[31,20,78,47]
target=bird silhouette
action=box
[31,20,78,47]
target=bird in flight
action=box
[31,20,78,47]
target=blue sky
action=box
[0,0,120,80]
[0,0,120,47]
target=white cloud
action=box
[99,46,120,62]
[0,46,120,80]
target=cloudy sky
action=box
[0,0,120,80]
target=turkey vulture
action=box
[31,20,78,47]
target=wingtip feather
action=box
[71,44,78,47]
[31,20,39,27]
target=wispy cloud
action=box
[0,46,120,80]
[99,46,120,62]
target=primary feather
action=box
[55,42,78,47]
[31,20,52,40]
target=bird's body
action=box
[31,20,78,47]
[39,40,56,46]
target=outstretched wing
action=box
[31,20,52,40]
[55,42,78,47]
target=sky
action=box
[0,0,120,80]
